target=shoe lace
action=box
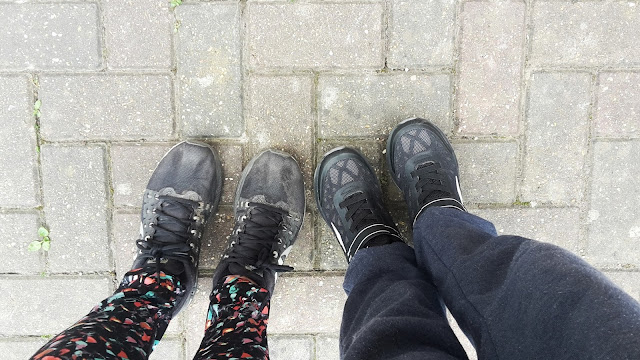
[136,195,198,281]
[226,202,293,273]
[339,192,378,233]
[411,161,451,203]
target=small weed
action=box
[33,99,42,118]
[29,226,51,252]
[174,20,182,33]
[170,0,182,8]
[512,199,531,207]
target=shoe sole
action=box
[151,140,224,311]
[385,117,455,190]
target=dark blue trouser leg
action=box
[413,207,640,360]
[341,242,468,360]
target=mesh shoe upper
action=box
[131,141,222,315]
[387,118,465,224]
[315,147,403,262]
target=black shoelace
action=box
[226,202,293,273]
[339,191,378,233]
[136,195,198,281]
[411,161,451,203]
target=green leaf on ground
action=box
[42,240,51,252]
[38,226,49,238]
[28,241,42,251]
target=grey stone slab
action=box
[0,213,44,274]
[472,207,581,253]
[103,0,173,69]
[218,144,243,204]
[388,0,456,68]
[319,224,348,271]
[247,3,384,69]
[199,207,234,271]
[457,1,525,135]
[246,75,314,202]
[39,75,173,141]
[0,76,39,207]
[522,73,591,204]
[531,2,640,66]
[41,145,110,272]
[316,335,340,360]
[176,3,243,137]
[604,271,640,301]
[454,142,518,204]
[596,72,640,137]
[184,278,212,359]
[270,335,314,360]
[149,337,184,360]
[0,3,101,70]
[0,338,48,360]
[0,277,111,335]
[270,275,346,334]
[319,74,451,137]
[0,76,38,207]
[112,143,174,208]
[588,141,640,267]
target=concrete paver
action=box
[0,213,43,274]
[0,3,101,70]
[596,72,640,137]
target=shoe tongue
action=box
[244,207,281,239]
[154,200,192,243]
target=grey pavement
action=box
[1,0,639,359]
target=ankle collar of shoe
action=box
[412,198,466,226]
[347,224,404,262]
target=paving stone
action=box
[588,141,640,267]
[247,3,383,69]
[472,207,581,253]
[604,272,640,301]
[112,143,173,208]
[199,207,234,271]
[596,72,640,137]
[39,75,173,141]
[454,142,518,204]
[0,3,101,70]
[319,74,451,137]
[0,338,48,359]
[319,224,348,271]
[0,213,44,274]
[0,76,38,208]
[270,275,346,334]
[388,0,456,68]
[103,0,172,69]
[316,335,340,360]
[185,278,212,359]
[150,338,184,360]
[41,145,110,272]
[218,144,243,204]
[457,1,525,135]
[522,73,591,204]
[531,2,640,66]
[247,75,314,202]
[176,3,243,137]
[0,277,111,335]
[270,335,314,360]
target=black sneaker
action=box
[131,141,222,315]
[314,147,404,263]
[212,150,305,294]
[386,118,466,225]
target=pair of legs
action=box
[315,119,640,359]
[32,143,305,360]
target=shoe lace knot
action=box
[136,195,201,281]
[226,202,293,273]
[411,161,451,203]
[339,191,378,233]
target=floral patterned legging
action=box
[30,269,270,360]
